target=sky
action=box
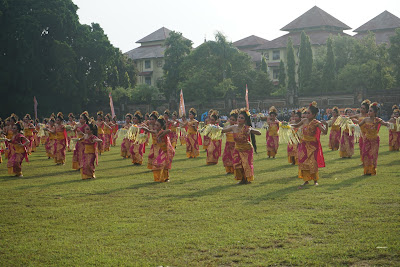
[71,0,400,53]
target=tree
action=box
[278,60,286,88]
[322,36,336,93]
[286,37,296,104]
[389,28,400,87]
[179,32,254,102]
[253,71,274,97]
[298,31,313,93]
[260,55,268,73]
[163,31,193,101]
[0,0,134,118]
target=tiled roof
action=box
[233,35,269,47]
[254,31,350,51]
[281,6,351,32]
[354,31,398,45]
[136,27,172,43]
[238,48,263,62]
[354,11,400,33]
[124,45,165,60]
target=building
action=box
[254,6,351,84]
[233,35,269,68]
[124,27,172,88]
[353,10,400,45]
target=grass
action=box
[0,128,399,266]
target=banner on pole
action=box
[245,84,249,111]
[109,92,116,119]
[179,89,186,117]
[33,96,38,120]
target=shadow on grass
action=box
[248,185,299,204]
[16,178,83,190]
[327,175,370,191]
[323,165,359,178]
[170,183,237,199]
[91,181,157,195]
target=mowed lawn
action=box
[0,128,399,266]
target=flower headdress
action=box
[158,115,164,120]
[81,111,89,117]
[230,109,239,116]
[97,111,104,118]
[189,108,197,116]
[361,99,371,106]
[392,105,399,111]
[332,106,339,113]
[57,112,64,120]
[269,106,278,115]
[134,110,142,118]
[309,101,317,108]
[125,113,133,120]
[150,111,159,119]
[68,113,74,118]
[239,108,251,117]
[164,109,171,116]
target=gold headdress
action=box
[97,111,104,117]
[230,109,239,116]
[269,106,278,114]
[332,106,339,112]
[164,109,171,116]
[392,105,399,111]
[309,101,317,108]
[189,108,197,116]
[81,111,89,117]
[134,110,142,118]
[125,113,133,120]
[158,115,164,120]
[239,108,251,117]
[361,99,371,106]
[150,111,159,118]
[57,112,64,120]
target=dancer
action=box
[129,111,145,165]
[147,111,159,169]
[80,120,103,180]
[351,99,371,163]
[104,114,113,152]
[339,108,355,158]
[222,109,261,184]
[359,103,389,175]
[179,115,187,146]
[183,108,200,158]
[170,111,179,148]
[291,102,327,187]
[54,112,67,165]
[112,116,119,146]
[120,113,133,158]
[45,117,56,159]
[22,114,35,155]
[287,109,302,165]
[6,121,29,177]
[203,109,213,150]
[206,110,222,165]
[388,105,399,151]
[222,109,238,174]
[67,113,76,152]
[96,111,106,154]
[326,106,341,151]
[266,106,280,158]
[72,111,89,170]
[142,116,175,182]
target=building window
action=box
[272,50,280,60]
[145,60,151,69]
[273,69,279,80]
[157,60,163,68]
[145,76,151,85]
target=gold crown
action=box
[239,108,251,116]
[269,106,277,114]
[310,101,317,108]
[230,109,239,116]
[362,99,371,105]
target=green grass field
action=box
[0,128,399,266]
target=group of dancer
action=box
[0,99,399,187]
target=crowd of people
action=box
[0,100,399,188]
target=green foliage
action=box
[322,36,336,92]
[298,31,313,94]
[260,55,268,73]
[253,71,274,97]
[389,28,400,86]
[286,38,296,96]
[179,32,254,102]
[162,31,193,101]
[278,60,286,88]
[132,84,160,103]
[0,0,136,118]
